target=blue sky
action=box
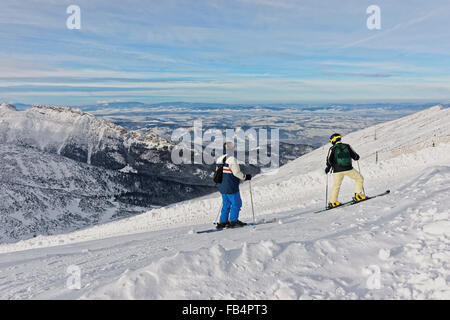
[1,0,450,105]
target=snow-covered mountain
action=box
[0,103,224,242]
[0,103,212,184]
[0,105,448,299]
[0,103,169,158]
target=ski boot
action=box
[327,201,341,209]
[228,220,247,228]
[353,193,367,202]
[216,221,229,229]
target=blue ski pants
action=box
[219,192,242,223]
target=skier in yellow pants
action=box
[325,133,366,208]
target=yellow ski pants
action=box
[330,169,364,203]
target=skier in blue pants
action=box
[216,142,251,229]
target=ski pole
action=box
[214,202,222,225]
[326,173,329,208]
[249,180,256,224]
[357,160,366,195]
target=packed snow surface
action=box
[0,106,448,299]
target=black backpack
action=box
[213,156,227,184]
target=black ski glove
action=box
[325,166,331,174]
[245,174,252,181]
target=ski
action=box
[196,218,277,234]
[314,190,390,214]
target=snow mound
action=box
[119,164,138,174]
[81,240,310,300]
[423,221,450,236]
[0,103,17,111]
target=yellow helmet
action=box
[329,133,341,145]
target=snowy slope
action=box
[0,143,145,243]
[0,106,448,299]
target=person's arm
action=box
[326,147,334,166]
[348,145,360,160]
[228,157,246,180]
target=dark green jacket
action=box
[326,142,360,173]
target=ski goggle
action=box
[330,135,341,143]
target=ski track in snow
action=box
[0,106,449,299]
